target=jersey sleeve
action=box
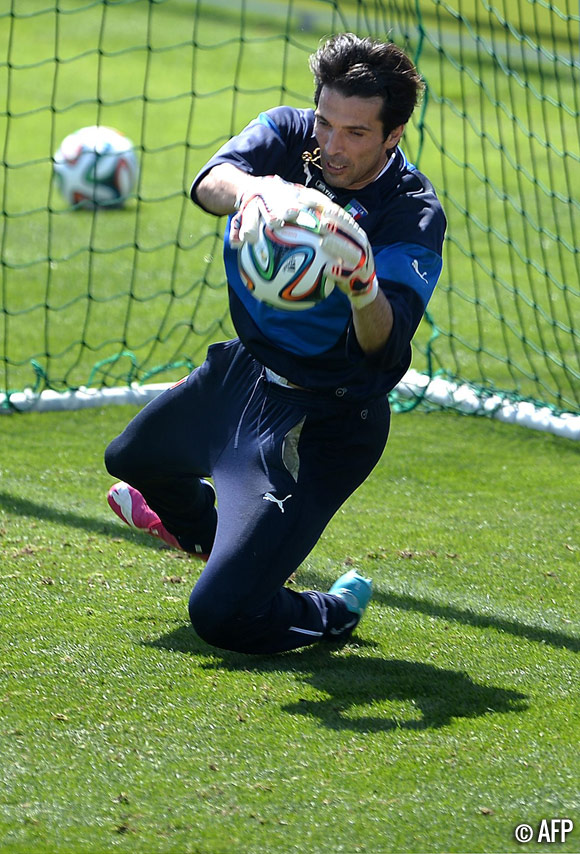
[348,173,445,374]
[352,244,442,373]
[190,108,312,210]
[375,242,442,309]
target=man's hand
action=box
[229,176,334,247]
[321,207,392,353]
[320,211,379,309]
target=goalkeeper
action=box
[105,33,446,654]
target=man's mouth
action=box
[324,160,348,175]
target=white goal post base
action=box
[1,370,579,440]
[393,370,580,440]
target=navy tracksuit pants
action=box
[105,339,390,653]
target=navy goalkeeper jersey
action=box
[191,106,446,401]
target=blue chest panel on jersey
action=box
[223,228,351,357]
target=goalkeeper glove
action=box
[229,175,334,247]
[320,210,379,309]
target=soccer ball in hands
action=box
[236,206,338,311]
[53,125,139,209]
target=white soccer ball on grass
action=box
[53,125,139,209]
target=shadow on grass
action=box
[2,489,578,653]
[374,587,580,654]
[0,490,172,552]
[299,567,580,654]
[147,626,528,733]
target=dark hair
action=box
[309,33,424,139]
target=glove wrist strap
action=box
[349,276,379,309]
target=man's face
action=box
[314,86,404,191]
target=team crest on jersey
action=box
[344,199,368,221]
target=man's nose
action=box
[324,130,343,156]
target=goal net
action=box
[1,0,578,437]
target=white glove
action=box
[229,175,334,247]
[320,210,379,308]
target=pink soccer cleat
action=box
[107,481,185,552]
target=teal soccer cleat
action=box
[326,569,372,639]
[328,568,373,616]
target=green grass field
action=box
[0,405,578,853]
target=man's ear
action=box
[385,123,406,149]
